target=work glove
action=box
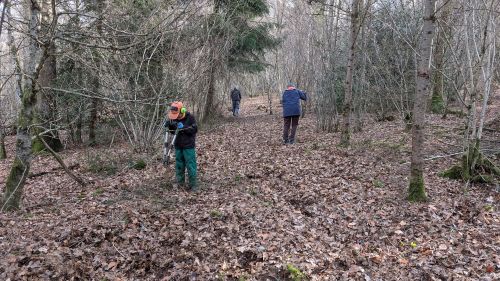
[177,122,184,129]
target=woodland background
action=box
[0,0,499,280]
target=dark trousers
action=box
[283,115,300,143]
[232,100,240,116]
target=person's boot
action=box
[187,175,198,192]
[289,138,295,144]
[283,138,289,145]
[189,182,199,192]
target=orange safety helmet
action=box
[168,101,186,120]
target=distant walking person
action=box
[282,83,307,144]
[230,87,242,116]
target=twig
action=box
[28,163,80,179]
[483,127,498,132]
[112,241,127,259]
[403,148,500,165]
[402,152,463,164]
[108,132,117,149]
[435,138,462,148]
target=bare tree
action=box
[408,0,437,202]
[87,0,105,146]
[2,0,48,211]
[340,0,361,146]
[440,0,500,183]
[32,0,63,152]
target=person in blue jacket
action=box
[281,83,307,144]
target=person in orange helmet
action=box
[164,101,198,191]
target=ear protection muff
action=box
[180,107,186,114]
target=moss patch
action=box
[286,264,306,281]
[430,92,445,114]
[408,174,427,202]
[31,138,45,153]
[210,209,223,219]
[471,174,494,184]
[372,179,385,188]
[0,140,6,160]
[439,165,462,180]
[129,159,147,170]
[2,157,29,211]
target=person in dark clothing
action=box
[281,83,307,144]
[230,87,242,116]
[164,101,198,191]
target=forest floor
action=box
[0,95,499,281]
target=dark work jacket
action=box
[165,112,198,149]
[231,89,241,101]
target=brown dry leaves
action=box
[0,97,499,280]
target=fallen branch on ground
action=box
[37,135,86,186]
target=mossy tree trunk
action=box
[442,1,498,184]
[3,1,45,211]
[442,139,500,183]
[430,1,451,114]
[32,0,63,153]
[408,0,437,202]
[340,0,361,147]
[462,139,481,181]
[441,125,500,184]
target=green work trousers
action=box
[175,148,197,189]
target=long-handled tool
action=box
[163,127,179,166]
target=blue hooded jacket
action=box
[282,88,307,117]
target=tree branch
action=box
[36,134,86,187]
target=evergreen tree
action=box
[203,0,279,121]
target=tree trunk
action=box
[7,4,22,105]
[317,0,340,133]
[33,41,63,152]
[3,1,44,211]
[88,0,104,146]
[430,2,451,114]
[0,126,6,160]
[354,5,370,133]
[408,0,437,202]
[203,62,217,122]
[88,98,98,145]
[457,0,497,182]
[340,0,361,146]
[0,2,6,160]
[267,88,273,115]
[32,0,63,153]
[75,112,83,144]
